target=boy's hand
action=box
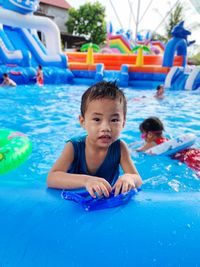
[113,174,138,196]
[85,177,112,198]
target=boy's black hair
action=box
[156,84,164,90]
[139,117,164,134]
[80,81,127,118]
[38,65,42,69]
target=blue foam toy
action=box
[61,189,140,211]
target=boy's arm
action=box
[47,142,111,197]
[113,140,142,195]
[120,140,142,186]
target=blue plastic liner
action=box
[61,188,140,211]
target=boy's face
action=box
[79,98,125,148]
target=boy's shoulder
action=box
[67,135,86,144]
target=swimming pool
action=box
[0,84,200,267]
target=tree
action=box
[150,2,184,43]
[151,32,167,43]
[188,45,200,65]
[165,2,184,40]
[66,2,107,45]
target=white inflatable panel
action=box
[145,133,196,156]
[0,8,62,54]
[185,67,200,90]
[164,66,184,88]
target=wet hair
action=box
[38,65,42,70]
[80,81,127,118]
[156,84,164,91]
[139,117,164,135]
[3,73,8,78]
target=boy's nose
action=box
[101,121,111,132]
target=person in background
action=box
[0,73,16,87]
[47,81,142,197]
[36,65,44,86]
[137,116,200,174]
[155,84,164,99]
[136,117,168,152]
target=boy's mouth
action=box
[98,135,111,142]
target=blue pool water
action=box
[1,84,200,191]
[0,84,200,267]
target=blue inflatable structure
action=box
[162,21,195,68]
[1,180,200,267]
[160,21,200,90]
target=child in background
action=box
[136,117,168,152]
[47,81,142,197]
[155,84,164,99]
[137,116,200,174]
[0,73,16,87]
[36,65,44,86]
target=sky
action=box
[68,0,200,46]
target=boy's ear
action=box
[79,115,85,128]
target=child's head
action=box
[139,117,164,142]
[3,73,9,79]
[79,81,127,147]
[38,65,42,70]
[156,84,164,94]
[80,81,127,119]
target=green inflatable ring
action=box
[0,129,32,174]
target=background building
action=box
[35,0,87,49]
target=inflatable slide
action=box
[0,0,73,84]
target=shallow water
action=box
[0,84,200,192]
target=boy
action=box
[47,81,142,197]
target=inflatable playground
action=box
[66,20,200,90]
[1,1,200,267]
[0,0,199,89]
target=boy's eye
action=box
[111,118,119,122]
[93,118,100,122]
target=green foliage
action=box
[66,2,107,45]
[151,3,184,43]
[188,51,200,65]
[151,32,167,44]
[165,2,184,39]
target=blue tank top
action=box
[67,136,120,185]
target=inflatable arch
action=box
[162,21,194,68]
[163,38,187,67]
